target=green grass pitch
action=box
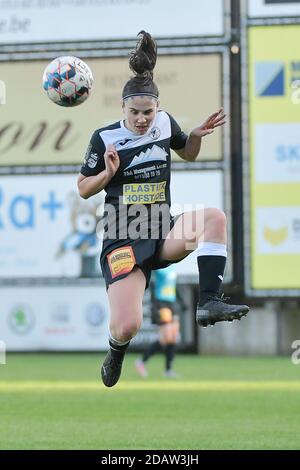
[1,353,300,450]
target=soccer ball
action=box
[42,56,93,107]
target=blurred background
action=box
[1,0,300,452]
[0,0,299,358]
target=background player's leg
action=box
[101,267,146,387]
[135,340,161,377]
[135,305,167,378]
[161,321,179,377]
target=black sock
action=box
[165,343,175,371]
[109,338,130,360]
[142,340,161,363]
[197,255,226,306]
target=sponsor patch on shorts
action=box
[107,246,136,279]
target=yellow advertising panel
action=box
[0,54,222,166]
[248,25,300,291]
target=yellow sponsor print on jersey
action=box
[123,182,166,204]
[162,286,176,297]
[107,246,136,279]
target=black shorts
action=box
[151,300,176,325]
[100,215,186,289]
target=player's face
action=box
[123,96,159,135]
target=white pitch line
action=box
[0,380,300,392]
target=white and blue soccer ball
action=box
[42,56,93,107]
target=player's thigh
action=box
[160,210,205,261]
[107,266,146,327]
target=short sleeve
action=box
[167,113,188,150]
[80,130,106,176]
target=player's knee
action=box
[206,208,226,231]
[112,318,141,342]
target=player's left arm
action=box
[175,108,226,162]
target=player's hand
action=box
[104,144,120,179]
[190,108,226,138]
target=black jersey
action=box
[80,111,187,260]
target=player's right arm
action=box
[78,131,120,199]
[78,170,110,199]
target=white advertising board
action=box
[0,0,225,44]
[0,285,109,351]
[255,123,300,184]
[256,207,300,255]
[0,174,104,278]
[248,0,300,18]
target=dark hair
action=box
[122,30,159,100]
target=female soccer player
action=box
[78,31,249,387]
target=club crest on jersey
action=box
[124,144,168,171]
[87,153,99,168]
[149,127,161,140]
